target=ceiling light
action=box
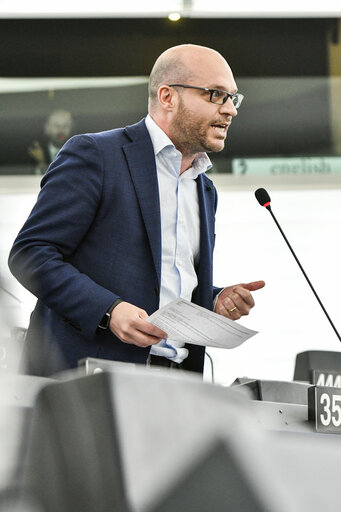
[168,12,181,21]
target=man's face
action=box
[169,55,238,157]
[45,111,73,148]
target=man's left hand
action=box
[214,280,265,320]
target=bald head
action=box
[148,44,233,112]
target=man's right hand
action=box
[109,301,167,348]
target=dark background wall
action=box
[0,18,334,77]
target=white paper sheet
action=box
[148,299,258,349]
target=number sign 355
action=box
[308,386,341,434]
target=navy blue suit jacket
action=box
[9,119,219,376]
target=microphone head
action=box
[255,188,271,209]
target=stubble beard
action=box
[170,100,226,157]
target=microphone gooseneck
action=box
[255,188,341,343]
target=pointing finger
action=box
[242,280,265,292]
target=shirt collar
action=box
[145,114,174,156]
[145,114,212,178]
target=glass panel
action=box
[0,77,149,175]
[210,76,341,176]
[0,75,340,179]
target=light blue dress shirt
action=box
[145,115,212,363]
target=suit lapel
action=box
[196,174,216,309]
[123,122,162,286]
[197,173,215,250]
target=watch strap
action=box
[98,298,124,330]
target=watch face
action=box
[98,312,110,329]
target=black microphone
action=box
[255,187,341,343]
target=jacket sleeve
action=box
[8,134,119,339]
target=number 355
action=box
[320,393,341,427]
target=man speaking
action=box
[9,44,264,376]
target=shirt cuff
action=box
[213,288,225,311]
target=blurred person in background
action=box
[9,44,264,377]
[27,109,73,175]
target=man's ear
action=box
[157,85,177,112]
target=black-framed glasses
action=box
[168,84,244,108]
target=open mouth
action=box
[211,123,229,136]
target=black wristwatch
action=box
[98,299,123,330]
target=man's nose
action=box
[219,98,238,117]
